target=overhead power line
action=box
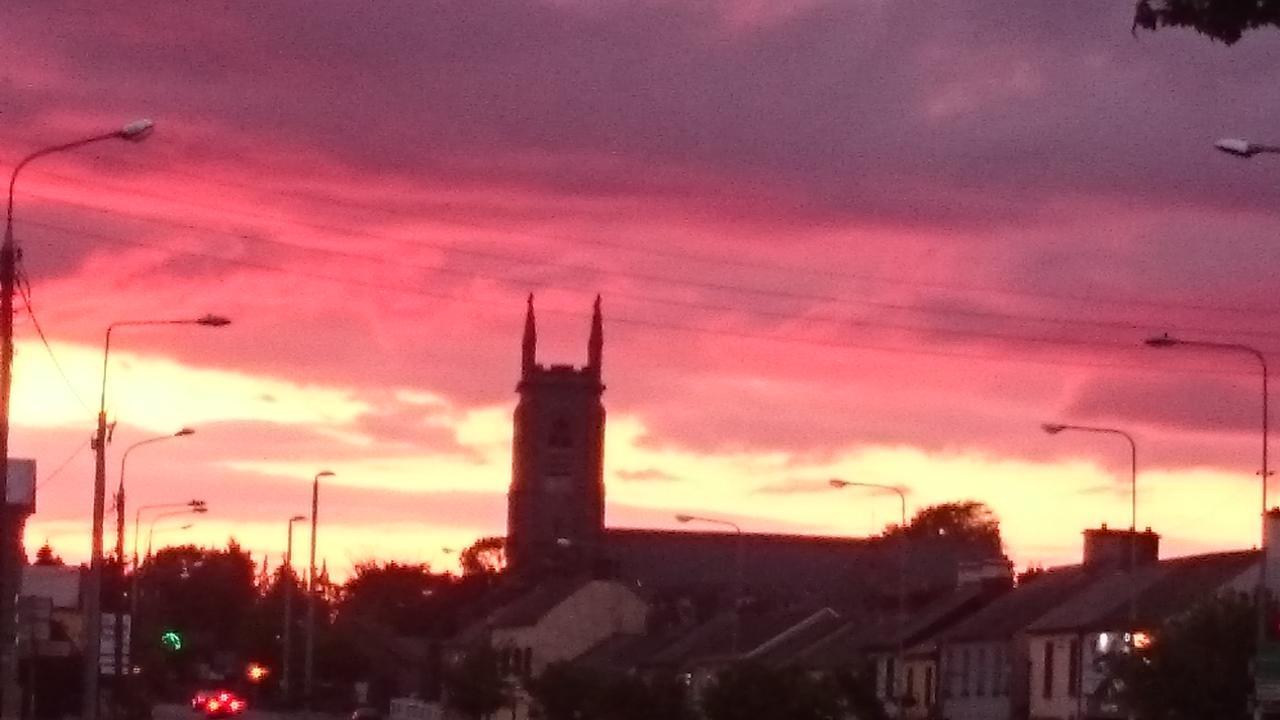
[19,190,1280,349]
[15,216,1270,377]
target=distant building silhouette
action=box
[506,295,605,576]
[505,298,994,605]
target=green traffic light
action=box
[161,630,183,651]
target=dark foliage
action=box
[1104,593,1255,720]
[1133,0,1280,45]
[33,542,64,566]
[527,662,695,720]
[460,536,507,577]
[441,644,511,720]
[700,663,847,720]
[886,501,1003,556]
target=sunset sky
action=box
[3,1,1280,579]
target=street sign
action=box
[98,616,131,674]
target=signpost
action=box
[98,616,130,676]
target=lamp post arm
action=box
[6,133,121,235]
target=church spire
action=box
[588,295,602,378]
[522,294,537,379]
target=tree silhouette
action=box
[441,644,512,720]
[701,663,845,720]
[460,537,507,577]
[1133,0,1280,45]
[1103,593,1254,719]
[33,542,64,566]
[887,501,1002,555]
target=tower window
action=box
[548,418,572,448]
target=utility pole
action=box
[2,121,155,720]
[0,197,17,720]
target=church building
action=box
[506,297,994,606]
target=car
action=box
[192,690,246,718]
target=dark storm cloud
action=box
[5,0,1279,225]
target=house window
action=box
[925,665,935,707]
[883,656,895,699]
[522,647,533,676]
[960,648,970,697]
[1043,642,1055,699]
[1068,638,1081,697]
[906,667,915,705]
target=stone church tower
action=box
[506,295,606,576]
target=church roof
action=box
[602,528,993,604]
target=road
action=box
[153,702,346,720]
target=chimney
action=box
[1083,525,1159,571]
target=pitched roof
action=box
[790,583,1007,668]
[603,528,995,603]
[461,578,591,636]
[1026,550,1257,634]
[933,566,1096,643]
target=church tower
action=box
[506,295,606,576]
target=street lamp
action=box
[113,428,194,682]
[305,470,335,712]
[1042,421,1142,663]
[1041,423,1138,533]
[675,514,745,654]
[282,514,307,704]
[1214,138,1280,159]
[145,504,208,559]
[87,316,227,718]
[1144,334,1270,679]
[828,478,908,716]
[130,499,205,655]
[2,119,155,718]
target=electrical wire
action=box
[20,192,1280,349]
[15,261,92,413]
[15,217,1268,377]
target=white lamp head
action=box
[1214,138,1254,158]
[119,119,155,142]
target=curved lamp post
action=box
[675,513,744,654]
[3,120,154,720]
[1145,333,1270,692]
[87,315,227,715]
[304,470,335,712]
[113,427,194,681]
[131,500,206,683]
[829,478,908,716]
[282,513,308,703]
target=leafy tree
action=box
[460,536,507,577]
[528,663,695,720]
[1104,593,1254,720]
[338,561,450,636]
[1133,0,1280,45]
[441,644,512,720]
[526,662,600,720]
[701,663,844,720]
[134,542,259,694]
[33,542,64,566]
[886,501,1002,556]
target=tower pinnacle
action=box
[588,295,602,377]
[522,294,537,379]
